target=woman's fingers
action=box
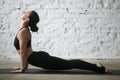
[11,69,24,73]
[13,67,21,70]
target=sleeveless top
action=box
[14,27,31,50]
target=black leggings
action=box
[28,51,105,73]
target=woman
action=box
[13,11,111,73]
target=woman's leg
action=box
[44,56,105,73]
[28,51,105,73]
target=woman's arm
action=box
[13,28,29,73]
[19,28,29,72]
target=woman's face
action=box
[20,11,31,26]
[21,11,31,20]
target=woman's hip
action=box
[28,51,50,63]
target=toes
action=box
[106,69,112,74]
[96,63,112,74]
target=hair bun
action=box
[28,11,39,32]
[30,24,39,32]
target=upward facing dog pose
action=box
[13,11,111,73]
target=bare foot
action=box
[97,63,112,74]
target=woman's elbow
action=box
[20,50,25,55]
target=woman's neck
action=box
[20,25,28,28]
[20,26,29,30]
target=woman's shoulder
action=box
[19,27,29,33]
[17,27,30,38]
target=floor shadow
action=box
[0,68,120,75]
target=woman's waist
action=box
[28,51,50,59]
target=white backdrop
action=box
[0,0,120,59]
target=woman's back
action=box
[14,27,33,57]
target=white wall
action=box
[0,0,120,59]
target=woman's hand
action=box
[11,67,25,73]
[14,67,21,70]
